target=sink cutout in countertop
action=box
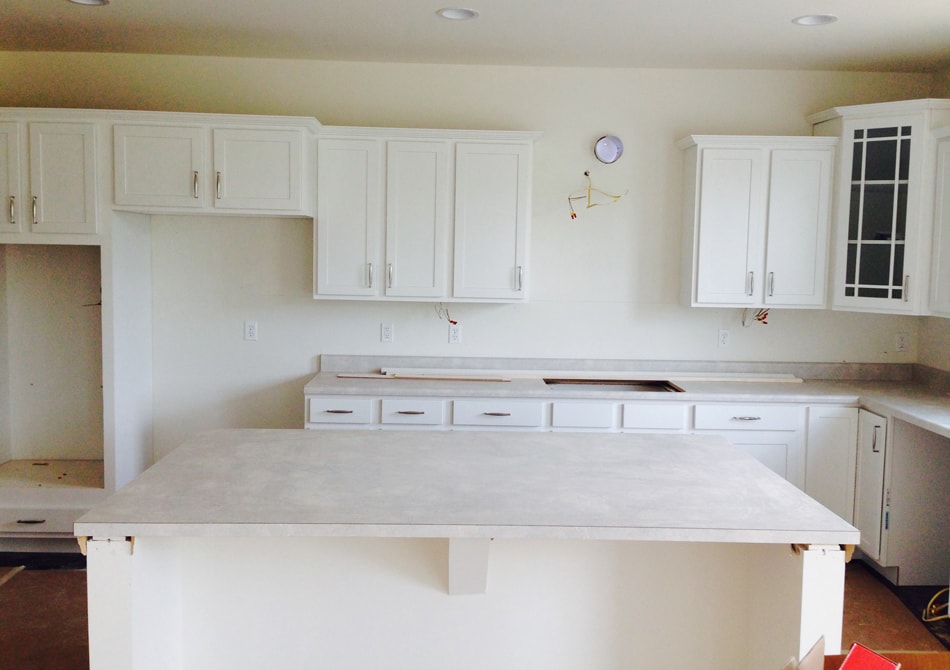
[542,378,685,393]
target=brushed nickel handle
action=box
[367,262,375,288]
[516,265,524,291]
[902,275,909,302]
[483,411,512,417]
[746,271,755,296]
[8,195,14,224]
[767,272,774,297]
[215,171,222,200]
[31,195,37,225]
[397,410,425,415]
[193,171,199,199]
[731,416,762,422]
[325,409,354,415]
[387,263,394,288]
[871,425,881,453]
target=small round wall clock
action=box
[594,135,624,164]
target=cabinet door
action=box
[213,129,304,212]
[693,148,765,306]
[854,409,887,561]
[833,116,925,313]
[930,134,950,316]
[315,139,383,297]
[805,406,858,522]
[764,148,833,307]
[0,123,22,235]
[114,125,205,209]
[385,141,450,298]
[29,122,97,234]
[453,142,530,300]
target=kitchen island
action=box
[75,428,858,670]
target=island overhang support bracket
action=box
[448,537,491,595]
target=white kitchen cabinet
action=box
[453,142,531,300]
[452,399,545,429]
[0,123,21,235]
[114,121,315,216]
[804,406,858,522]
[809,99,950,314]
[314,127,539,302]
[622,403,689,432]
[29,122,98,235]
[929,126,950,317]
[853,409,887,561]
[551,401,618,430]
[693,403,806,488]
[380,398,446,426]
[679,136,835,308]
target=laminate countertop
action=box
[74,428,858,545]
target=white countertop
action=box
[75,428,858,545]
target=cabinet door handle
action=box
[387,263,394,288]
[902,275,909,303]
[193,171,199,199]
[397,410,425,415]
[367,262,375,288]
[8,195,14,224]
[871,425,881,453]
[767,272,774,297]
[483,411,512,417]
[516,265,524,291]
[746,271,755,296]
[215,171,222,200]
[731,416,762,422]
[31,195,37,225]
[324,409,354,414]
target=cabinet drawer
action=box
[307,397,374,424]
[452,400,544,428]
[381,399,446,425]
[551,402,616,429]
[622,403,689,431]
[694,404,801,431]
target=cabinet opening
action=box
[0,244,104,490]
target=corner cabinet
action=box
[114,116,317,216]
[679,135,836,308]
[314,127,540,303]
[808,99,950,314]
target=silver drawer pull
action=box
[731,416,762,421]
[8,195,14,224]
[397,410,425,415]
[483,411,512,417]
[325,409,354,414]
[193,171,199,199]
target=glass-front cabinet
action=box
[809,99,950,314]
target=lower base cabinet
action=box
[805,406,859,523]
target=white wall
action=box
[0,52,942,457]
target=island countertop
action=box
[75,428,858,545]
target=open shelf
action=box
[0,459,104,490]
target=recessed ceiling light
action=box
[436,7,479,20]
[68,0,109,5]
[792,14,838,26]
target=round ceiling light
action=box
[68,0,110,5]
[436,7,479,20]
[792,14,838,26]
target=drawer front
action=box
[693,404,802,431]
[381,399,446,425]
[622,403,689,431]
[452,400,545,428]
[551,402,616,429]
[307,397,375,424]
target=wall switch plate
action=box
[895,332,909,353]
[448,322,461,344]
[381,323,394,343]
[718,329,729,348]
[244,320,258,341]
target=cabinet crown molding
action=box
[806,98,950,125]
[319,125,542,143]
[676,134,838,150]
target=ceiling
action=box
[2,0,950,72]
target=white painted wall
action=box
[0,52,944,458]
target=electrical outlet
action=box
[244,320,258,341]
[895,332,909,353]
[718,329,730,348]
[381,323,394,343]
[448,322,461,344]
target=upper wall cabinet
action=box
[114,115,318,217]
[809,99,950,315]
[679,135,836,309]
[314,127,539,303]
[929,127,950,318]
[0,119,98,240]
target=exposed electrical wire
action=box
[922,587,949,622]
